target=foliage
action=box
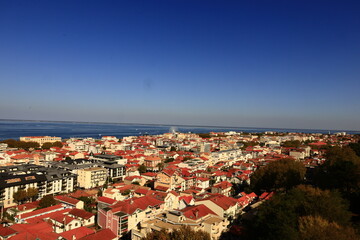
[282,140,301,148]
[122,189,131,196]
[39,195,57,208]
[142,225,210,240]
[157,162,164,170]
[52,141,63,148]
[41,142,54,149]
[245,185,353,240]
[165,157,174,163]
[314,146,360,214]
[138,164,147,173]
[0,139,40,150]
[239,141,258,150]
[298,215,359,240]
[13,189,27,203]
[26,187,39,201]
[198,133,212,138]
[97,189,103,197]
[170,146,177,152]
[250,158,306,193]
[348,141,360,156]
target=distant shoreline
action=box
[0,118,358,133]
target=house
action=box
[133,204,229,240]
[68,208,95,227]
[55,195,84,209]
[211,181,233,197]
[154,169,185,191]
[77,167,107,189]
[97,196,164,238]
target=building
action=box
[97,196,164,238]
[0,164,76,208]
[20,136,62,146]
[77,167,107,189]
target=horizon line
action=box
[0,118,358,133]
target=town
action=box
[0,130,359,240]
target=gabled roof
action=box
[97,196,117,205]
[60,226,95,240]
[69,208,95,220]
[0,225,17,237]
[79,228,116,240]
[55,196,80,205]
[110,196,164,215]
[180,204,217,220]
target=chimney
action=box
[72,234,77,240]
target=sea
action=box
[0,120,359,141]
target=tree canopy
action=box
[250,158,306,193]
[39,195,57,208]
[245,185,355,240]
[142,225,210,240]
[313,146,360,215]
[0,139,40,150]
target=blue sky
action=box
[0,0,359,130]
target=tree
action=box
[39,195,57,208]
[298,215,359,240]
[138,164,147,173]
[282,140,301,148]
[26,187,39,201]
[349,141,360,156]
[157,162,164,171]
[314,146,360,214]
[42,142,53,149]
[245,185,353,240]
[52,141,63,148]
[165,157,174,163]
[170,146,177,152]
[142,225,210,240]
[13,190,27,204]
[250,158,306,193]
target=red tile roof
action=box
[0,225,17,237]
[60,226,95,240]
[180,204,217,220]
[97,196,117,205]
[69,208,95,220]
[55,196,80,205]
[79,228,116,240]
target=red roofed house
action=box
[133,204,228,240]
[55,195,84,209]
[211,181,233,197]
[68,208,95,227]
[97,196,164,238]
[143,156,162,171]
[0,225,17,240]
[78,228,117,240]
[195,194,240,219]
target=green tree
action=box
[314,146,360,215]
[138,164,147,173]
[39,195,57,208]
[250,158,306,193]
[170,146,177,152]
[246,185,353,240]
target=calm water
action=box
[0,120,358,140]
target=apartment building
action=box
[0,165,76,208]
[20,136,62,146]
[77,167,107,189]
